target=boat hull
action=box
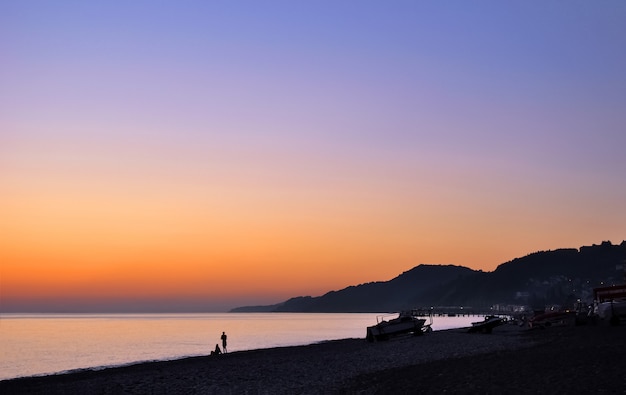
[366,318,427,341]
[596,301,626,322]
[528,312,573,329]
[468,316,506,333]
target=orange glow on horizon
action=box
[3,171,624,311]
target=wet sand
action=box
[2,323,624,394]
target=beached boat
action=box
[595,301,626,322]
[528,311,572,329]
[366,310,432,342]
[594,284,626,325]
[467,315,506,333]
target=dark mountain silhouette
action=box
[274,264,474,312]
[428,241,626,309]
[231,241,626,313]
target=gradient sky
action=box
[2,1,625,312]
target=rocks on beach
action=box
[1,323,625,394]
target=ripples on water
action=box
[0,313,482,380]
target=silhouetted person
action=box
[211,344,222,356]
[221,331,227,353]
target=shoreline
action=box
[0,321,473,382]
[0,337,366,382]
[2,324,624,394]
[0,324,485,382]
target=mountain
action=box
[231,241,626,313]
[231,264,473,313]
[431,241,626,308]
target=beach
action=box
[2,323,624,394]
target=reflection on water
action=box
[0,313,482,380]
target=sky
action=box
[1,1,625,312]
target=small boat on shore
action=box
[595,301,626,322]
[528,311,572,329]
[467,315,506,333]
[594,284,626,325]
[366,310,432,342]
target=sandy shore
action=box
[2,323,625,394]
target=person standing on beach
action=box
[221,331,227,353]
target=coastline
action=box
[2,324,624,394]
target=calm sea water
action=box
[0,313,482,380]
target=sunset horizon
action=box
[2,2,625,313]
[2,239,624,313]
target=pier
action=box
[413,306,504,317]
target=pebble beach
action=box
[2,323,624,394]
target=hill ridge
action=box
[231,241,626,313]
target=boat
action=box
[528,311,572,329]
[593,284,626,325]
[366,309,432,342]
[595,301,626,322]
[467,315,506,333]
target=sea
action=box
[0,312,483,380]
